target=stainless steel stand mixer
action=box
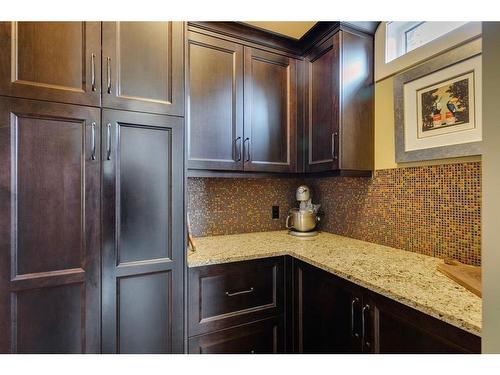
[286,185,320,237]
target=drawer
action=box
[188,256,284,336]
[188,317,284,354]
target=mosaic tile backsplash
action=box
[187,162,481,265]
[187,177,300,236]
[307,162,481,266]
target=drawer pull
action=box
[106,123,112,160]
[90,53,96,91]
[225,287,254,297]
[90,122,96,160]
[106,57,112,94]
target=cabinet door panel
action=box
[101,109,184,354]
[0,22,101,106]
[0,98,101,353]
[102,22,184,116]
[118,272,172,353]
[15,284,83,353]
[189,257,284,336]
[16,116,84,275]
[187,32,243,171]
[188,318,284,354]
[243,47,297,172]
[338,30,374,171]
[294,260,362,353]
[117,125,171,263]
[367,293,481,354]
[305,34,340,172]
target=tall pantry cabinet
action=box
[0,21,185,353]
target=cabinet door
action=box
[188,317,284,354]
[188,257,284,336]
[338,30,374,171]
[293,260,362,353]
[243,47,297,172]
[187,32,244,171]
[101,109,184,353]
[365,293,481,354]
[304,34,340,172]
[102,22,184,116]
[0,22,101,106]
[0,98,101,353]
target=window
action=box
[375,21,481,81]
[385,22,469,63]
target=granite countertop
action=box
[188,231,481,336]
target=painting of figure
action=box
[418,72,474,136]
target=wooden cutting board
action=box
[437,259,481,297]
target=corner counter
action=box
[188,231,481,336]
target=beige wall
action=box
[482,22,500,353]
[374,42,482,170]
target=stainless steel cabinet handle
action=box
[332,131,338,160]
[351,297,360,338]
[91,53,96,92]
[106,123,112,160]
[244,137,251,162]
[234,136,242,162]
[90,122,96,160]
[362,304,371,348]
[106,57,112,94]
[225,287,254,297]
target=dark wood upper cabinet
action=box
[243,47,297,172]
[102,22,184,116]
[187,30,300,173]
[187,31,244,171]
[0,22,101,107]
[101,109,184,354]
[304,33,340,172]
[0,97,101,353]
[187,24,374,175]
[305,29,374,173]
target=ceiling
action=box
[242,22,317,40]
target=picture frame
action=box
[394,40,482,163]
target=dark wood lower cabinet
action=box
[188,257,284,337]
[188,317,284,354]
[188,257,285,353]
[294,260,363,353]
[0,97,101,353]
[0,104,185,353]
[366,293,481,353]
[188,257,480,354]
[101,109,184,354]
[293,259,480,354]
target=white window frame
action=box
[375,21,482,82]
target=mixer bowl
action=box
[285,208,319,232]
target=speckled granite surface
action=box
[188,231,481,336]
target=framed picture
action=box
[394,40,482,162]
